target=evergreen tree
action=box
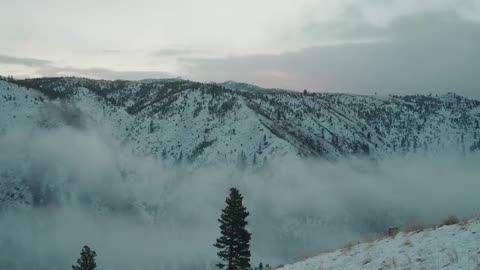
[214,188,251,270]
[176,151,183,164]
[72,245,97,270]
[238,150,247,169]
[149,120,154,133]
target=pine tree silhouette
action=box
[72,245,97,270]
[214,188,251,270]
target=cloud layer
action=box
[186,12,480,97]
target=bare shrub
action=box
[403,239,413,247]
[401,223,433,233]
[317,248,335,255]
[443,215,460,226]
[341,240,360,253]
[362,254,372,265]
[388,227,400,237]
[296,251,325,262]
[365,233,387,243]
[264,264,274,270]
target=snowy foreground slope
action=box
[280,218,480,270]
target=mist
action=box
[1,121,479,270]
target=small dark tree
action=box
[238,150,247,169]
[149,120,154,133]
[214,188,251,270]
[176,151,183,164]
[72,245,97,270]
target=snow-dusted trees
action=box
[214,188,251,270]
[72,245,97,270]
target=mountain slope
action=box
[1,76,480,269]
[1,76,479,168]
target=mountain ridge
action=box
[1,75,480,167]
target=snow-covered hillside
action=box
[1,75,480,210]
[279,218,480,270]
[1,75,480,270]
[1,76,479,168]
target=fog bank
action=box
[0,124,479,270]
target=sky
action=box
[1,0,479,97]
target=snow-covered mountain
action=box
[1,76,479,167]
[279,217,480,270]
[1,76,480,269]
[2,75,480,211]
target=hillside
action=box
[279,218,480,270]
[1,76,479,168]
[1,76,480,269]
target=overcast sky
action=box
[1,0,479,97]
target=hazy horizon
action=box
[2,75,479,100]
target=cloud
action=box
[152,47,205,57]
[185,12,480,98]
[2,9,479,97]
[0,55,52,67]
[38,66,176,80]
[0,49,186,80]
[81,49,136,55]
[0,55,175,80]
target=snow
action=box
[279,218,480,270]
[1,77,480,269]
[1,77,480,168]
